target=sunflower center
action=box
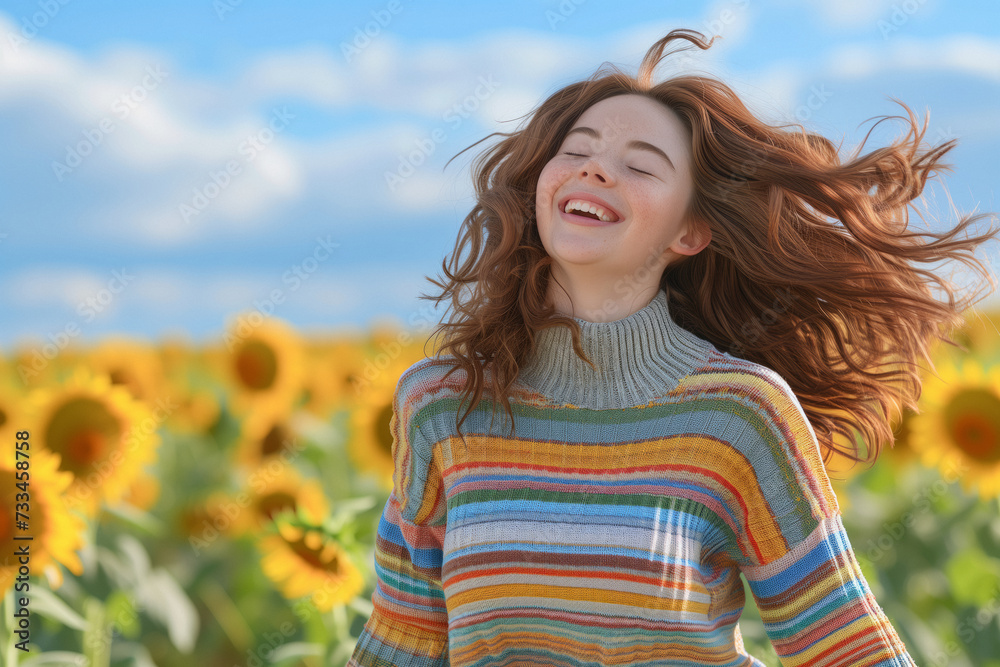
[69,430,108,465]
[0,494,13,549]
[258,492,297,521]
[290,536,340,573]
[375,403,394,458]
[235,341,278,391]
[262,424,293,458]
[945,388,1000,463]
[45,397,122,478]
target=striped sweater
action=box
[349,290,915,666]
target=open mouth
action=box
[561,198,620,222]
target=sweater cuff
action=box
[348,610,449,667]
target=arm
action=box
[734,370,916,666]
[348,380,450,666]
[742,514,915,665]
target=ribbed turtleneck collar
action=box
[516,290,716,409]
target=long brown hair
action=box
[420,28,998,465]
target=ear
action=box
[670,218,712,257]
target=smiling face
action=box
[534,93,706,293]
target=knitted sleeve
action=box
[348,368,450,666]
[732,368,917,666]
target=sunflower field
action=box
[2,309,999,666]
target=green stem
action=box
[83,596,110,667]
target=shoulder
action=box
[682,349,821,470]
[693,353,839,550]
[395,354,466,407]
[688,348,810,423]
[393,354,467,442]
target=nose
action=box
[580,155,612,184]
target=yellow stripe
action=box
[776,614,897,666]
[447,583,710,614]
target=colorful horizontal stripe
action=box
[349,347,915,667]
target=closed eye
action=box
[563,152,654,177]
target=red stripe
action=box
[445,565,692,590]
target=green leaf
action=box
[117,534,151,579]
[27,586,87,631]
[105,590,141,638]
[270,641,324,663]
[107,640,158,667]
[95,546,130,590]
[141,569,199,653]
[102,502,166,536]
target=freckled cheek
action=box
[640,190,682,223]
[535,165,561,214]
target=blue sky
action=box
[1,0,998,350]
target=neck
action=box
[546,267,664,323]
[519,289,716,409]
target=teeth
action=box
[564,199,616,222]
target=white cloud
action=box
[786,0,904,29]
[2,9,997,262]
[239,44,351,107]
[827,34,1000,81]
[5,13,779,256]
[5,266,108,311]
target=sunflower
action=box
[10,343,62,389]
[27,366,161,516]
[228,465,329,535]
[86,337,167,405]
[349,332,423,488]
[307,335,371,414]
[1,446,85,593]
[158,335,198,379]
[909,358,1000,498]
[180,494,238,554]
[0,381,27,456]
[348,397,395,489]
[164,380,221,436]
[294,338,341,419]
[951,308,1000,358]
[258,517,363,612]
[220,316,306,418]
[0,352,14,387]
[233,407,304,470]
[885,405,919,470]
[121,468,161,512]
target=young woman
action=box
[349,29,997,666]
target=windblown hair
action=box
[421,28,998,465]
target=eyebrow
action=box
[565,126,676,171]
